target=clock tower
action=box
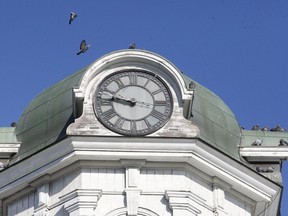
[0,49,287,216]
[67,50,199,138]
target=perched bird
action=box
[270,125,287,132]
[256,166,275,173]
[279,139,288,146]
[266,166,274,173]
[256,166,265,172]
[69,12,78,25]
[251,139,262,146]
[10,122,17,127]
[77,40,90,55]
[261,126,270,131]
[0,162,6,170]
[129,43,136,49]
[188,81,196,90]
[252,124,260,131]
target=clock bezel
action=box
[93,70,173,136]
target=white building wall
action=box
[5,163,255,216]
[7,192,35,216]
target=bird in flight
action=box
[69,12,78,25]
[77,40,90,55]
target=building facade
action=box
[0,50,287,216]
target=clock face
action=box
[93,70,173,136]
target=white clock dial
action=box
[94,70,173,136]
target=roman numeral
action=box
[154,100,167,106]
[152,89,163,95]
[102,109,116,120]
[129,73,137,85]
[114,78,124,88]
[114,117,126,129]
[100,100,112,106]
[144,118,152,129]
[131,120,137,133]
[150,110,164,120]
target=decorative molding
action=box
[60,189,102,216]
[240,147,288,160]
[34,205,49,216]
[0,136,282,215]
[165,190,202,215]
[106,207,159,216]
[0,143,20,159]
[37,183,50,207]
[121,159,146,169]
[121,159,145,188]
[125,189,141,216]
[212,177,230,215]
[34,183,50,216]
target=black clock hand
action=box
[112,94,136,106]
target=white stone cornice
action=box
[165,190,202,215]
[70,137,279,202]
[0,136,281,211]
[240,147,288,160]
[60,189,102,216]
[0,143,20,159]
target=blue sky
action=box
[1,0,288,214]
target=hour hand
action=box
[113,94,136,106]
[100,92,114,100]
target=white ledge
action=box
[240,147,288,160]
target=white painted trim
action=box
[77,50,192,100]
[0,143,20,159]
[0,136,281,215]
[240,147,288,160]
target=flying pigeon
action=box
[69,12,78,25]
[77,40,90,55]
[129,43,136,49]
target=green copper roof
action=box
[10,67,87,163]
[241,130,288,147]
[182,75,242,159]
[0,127,18,144]
[9,51,244,164]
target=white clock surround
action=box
[67,50,199,137]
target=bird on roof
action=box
[279,139,288,146]
[266,166,274,173]
[77,40,90,55]
[251,139,262,146]
[69,12,78,25]
[256,166,265,172]
[251,124,260,131]
[129,43,136,49]
[0,162,7,170]
[188,81,196,90]
[270,125,287,132]
[261,126,270,131]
